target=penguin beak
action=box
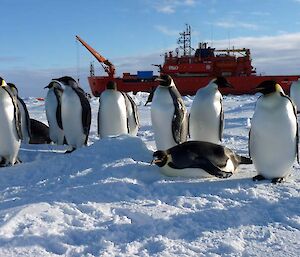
[151,157,161,165]
[155,78,165,82]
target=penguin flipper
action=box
[168,87,188,144]
[18,97,32,137]
[219,97,224,142]
[190,158,233,178]
[54,88,63,130]
[74,88,92,139]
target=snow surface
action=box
[0,93,300,256]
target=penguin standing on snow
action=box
[54,76,91,153]
[44,81,65,145]
[0,78,22,166]
[189,77,232,144]
[249,80,298,183]
[98,81,128,138]
[289,78,300,113]
[151,74,188,150]
[152,141,252,178]
[7,83,31,143]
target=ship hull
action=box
[88,75,300,96]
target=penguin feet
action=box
[253,175,266,181]
[271,177,285,184]
[65,148,76,154]
[14,157,22,164]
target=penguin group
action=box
[0,74,299,184]
[151,75,298,183]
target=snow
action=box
[0,93,300,256]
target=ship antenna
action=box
[177,24,192,56]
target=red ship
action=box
[76,25,300,96]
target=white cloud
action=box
[212,21,259,30]
[153,0,197,14]
[154,25,180,36]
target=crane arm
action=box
[76,35,115,77]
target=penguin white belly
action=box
[62,89,85,148]
[45,91,64,144]
[99,91,128,138]
[250,101,297,179]
[190,91,221,144]
[18,100,30,143]
[0,90,21,164]
[151,87,176,150]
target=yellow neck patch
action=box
[1,79,6,87]
[275,83,282,92]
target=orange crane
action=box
[76,35,115,78]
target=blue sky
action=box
[1,0,300,96]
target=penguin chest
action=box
[0,90,20,161]
[98,91,127,137]
[190,91,222,143]
[151,88,176,150]
[250,100,297,178]
[62,89,84,146]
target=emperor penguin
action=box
[98,81,128,138]
[289,78,300,113]
[249,80,299,183]
[7,83,31,144]
[0,78,22,166]
[54,76,91,153]
[44,81,65,145]
[152,141,252,178]
[151,74,188,150]
[189,77,232,144]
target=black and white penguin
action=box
[98,81,128,138]
[44,81,65,145]
[53,76,91,153]
[0,78,22,166]
[249,80,299,183]
[151,74,188,150]
[152,141,252,178]
[189,77,232,144]
[289,78,300,113]
[7,83,31,144]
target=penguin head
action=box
[53,76,78,87]
[155,74,173,87]
[7,83,18,96]
[255,80,283,95]
[152,150,168,167]
[44,81,63,91]
[106,81,117,90]
[211,76,233,88]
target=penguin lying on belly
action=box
[152,141,252,178]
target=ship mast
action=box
[177,24,192,56]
